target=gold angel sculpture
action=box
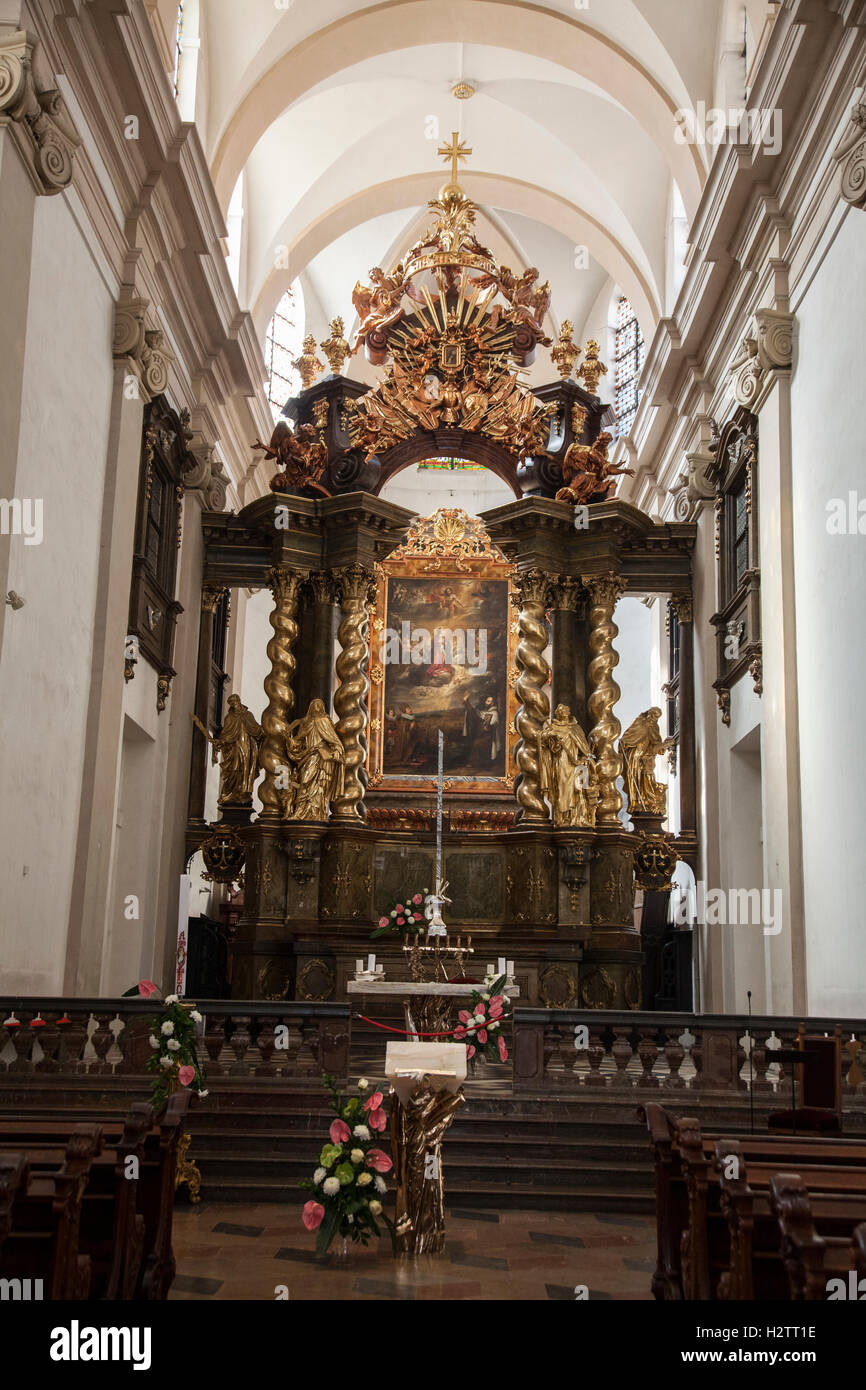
[555,430,633,506]
[215,695,263,805]
[281,698,345,822]
[351,265,408,353]
[538,703,599,827]
[619,707,672,816]
[251,420,329,494]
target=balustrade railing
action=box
[511,1009,866,1104]
[0,998,351,1087]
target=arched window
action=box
[614,296,644,438]
[172,3,184,97]
[264,283,305,421]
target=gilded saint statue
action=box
[538,703,599,827]
[281,698,345,822]
[619,707,672,816]
[215,695,263,805]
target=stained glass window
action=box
[614,296,644,438]
[264,286,304,421]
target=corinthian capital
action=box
[834,102,866,211]
[0,30,77,195]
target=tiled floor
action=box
[170,1203,655,1300]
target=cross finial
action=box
[437,131,472,191]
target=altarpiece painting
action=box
[367,508,517,797]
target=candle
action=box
[355,959,364,975]
[507,960,515,977]
[497,957,506,976]
[367,953,376,973]
[487,963,495,977]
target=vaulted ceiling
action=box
[166,0,766,374]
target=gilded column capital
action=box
[201,583,228,615]
[307,571,335,604]
[266,565,304,607]
[0,30,77,195]
[581,572,626,608]
[547,576,583,613]
[334,563,375,605]
[510,567,551,610]
[834,102,866,211]
[668,592,693,624]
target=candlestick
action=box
[497,957,506,977]
[355,958,364,974]
[367,953,376,973]
[507,960,515,977]
[487,962,495,977]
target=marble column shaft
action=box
[549,577,585,725]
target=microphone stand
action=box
[747,989,755,1134]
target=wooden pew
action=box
[0,1124,102,1299]
[715,1142,866,1298]
[768,1172,866,1300]
[640,1102,866,1300]
[0,1093,190,1300]
[0,1153,28,1256]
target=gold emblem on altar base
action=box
[366,507,518,800]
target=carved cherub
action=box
[351,265,408,351]
[555,430,634,505]
[251,420,328,493]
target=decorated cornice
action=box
[833,101,866,211]
[0,28,78,195]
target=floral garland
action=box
[143,990,208,1112]
[453,975,511,1062]
[301,1074,395,1255]
[370,887,428,939]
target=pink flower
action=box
[395,903,404,913]
[302,1200,325,1231]
[368,1106,387,1132]
[396,917,405,926]
[466,1045,476,1059]
[378,916,389,928]
[498,1035,508,1062]
[489,994,505,1010]
[363,1091,383,1112]
[330,1118,350,1144]
[366,1148,393,1173]
[458,1009,472,1024]
[413,913,422,921]
[477,1029,487,1044]
[137,980,158,997]
[178,1065,196,1087]
[453,1026,466,1040]
[412,894,423,905]
[488,1002,503,1020]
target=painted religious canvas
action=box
[368,508,517,796]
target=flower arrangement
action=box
[453,976,511,1062]
[301,1074,395,1255]
[142,988,208,1112]
[370,887,428,939]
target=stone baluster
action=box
[254,1017,277,1076]
[511,568,551,824]
[229,1015,253,1075]
[583,572,626,824]
[258,566,304,820]
[663,1035,686,1088]
[204,1015,228,1074]
[611,1028,635,1087]
[585,1027,607,1087]
[33,1017,58,1072]
[636,1030,660,1088]
[332,564,374,821]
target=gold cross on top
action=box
[437,131,472,188]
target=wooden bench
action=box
[0,1123,102,1299]
[641,1102,866,1300]
[0,1091,190,1299]
[768,1172,866,1300]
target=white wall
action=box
[791,208,866,1017]
[0,194,114,993]
[381,464,515,515]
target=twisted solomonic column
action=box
[512,568,551,824]
[332,564,375,821]
[583,572,626,825]
[258,566,303,819]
